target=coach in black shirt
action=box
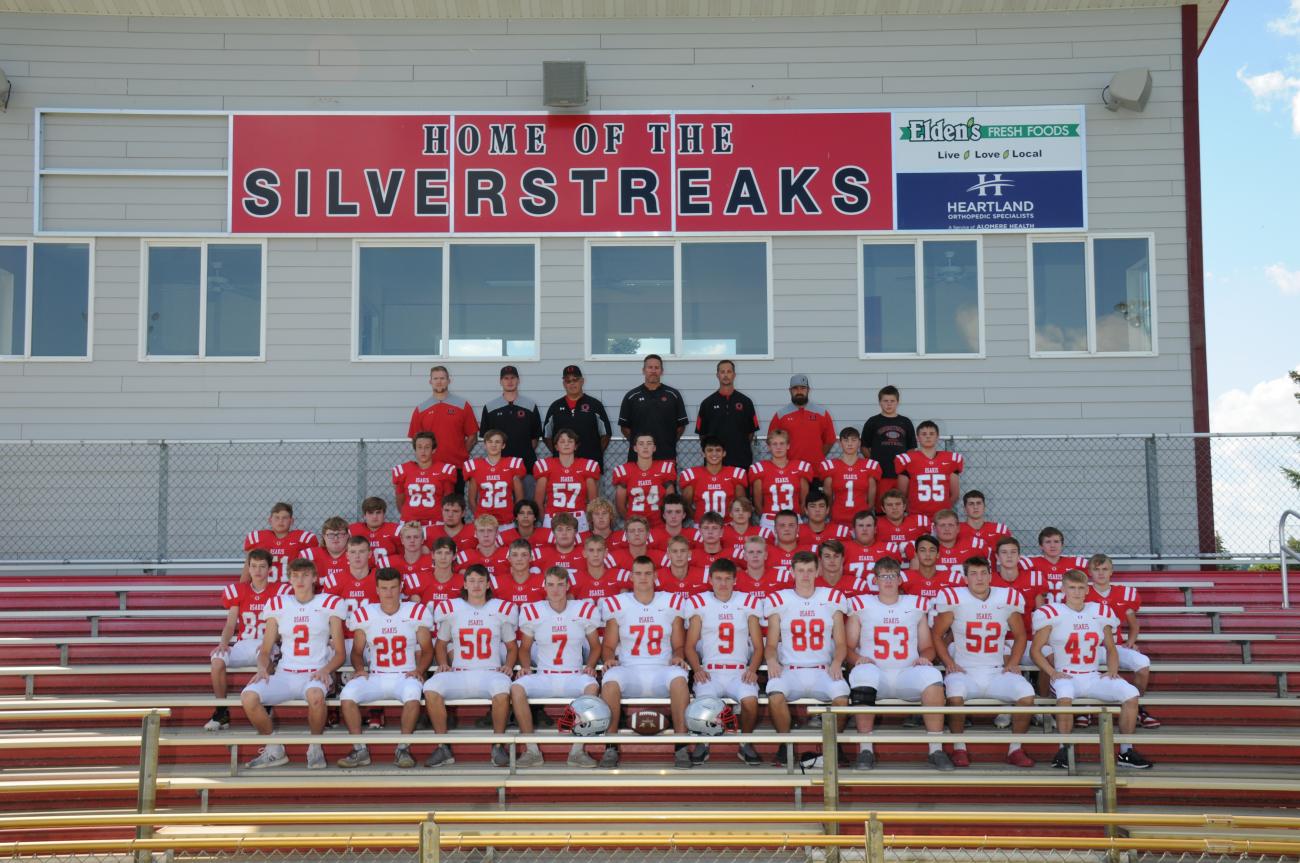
[543,364,612,469]
[618,353,689,463]
[480,364,544,471]
[695,359,757,469]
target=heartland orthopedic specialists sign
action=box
[230,107,1085,235]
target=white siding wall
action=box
[0,7,1193,439]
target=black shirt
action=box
[480,394,544,470]
[695,389,759,470]
[618,383,689,462]
[543,393,613,469]
[861,413,917,478]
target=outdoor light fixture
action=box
[543,61,588,108]
[0,69,11,112]
[1102,68,1152,112]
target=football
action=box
[630,710,667,736]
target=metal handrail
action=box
[1281,509,1300,610]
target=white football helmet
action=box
[685,696,739,736]
[558,695,611,736]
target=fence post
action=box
[356,439,368,511]
[420,817,440,863]
[1143,436,1162,558]
[865,812,884,863]
[1098,710,1118,830]
[155,441,169,562]
[821,709,840,863]
[135,710,162,863]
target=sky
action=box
[1201,0,1300,432]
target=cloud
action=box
[1237,66,1300,135]
[1270,0,1300,36]
[1265,263,1300,296]
[1210,368,1300,433]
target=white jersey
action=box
[433,597,519,671]
[848,594,929,671]
[262,593,345,673]
[349,601,432,674]
[519,598,600,672]
[601,591,684,667]
[1032,601,1119,674]
[764,586,846,668]
[933,585,1026,670]
[688,591,764,667]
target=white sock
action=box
[570,742,585,756]
[928,733,943,755]
[953,742,967,751]
[1008,742,1022,754]
[859,742,874,754]
[526,743,541,754]
[354,743,368,753]
[1120,743,1132,754]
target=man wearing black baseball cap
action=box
[480,365,545,501]
[543,365,613,469]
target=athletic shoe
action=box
[306,744,327,770]
[853,750,876,771]
[203,708,230,732]
[337,746,371,768]
[737,744,762,766]
[1074,713,1092,728]
[1139,710,1161,729]
[424,744,455,768]
[517,750,544,768]
[491,744,510,767]
[1006,749,1036,769]
[1051,746,1069,770]
[902,714,922,728]
[367,708,386,729]
[567,749,598,768]
[1118,748,1154,769]
[772,744,790,767]
[928,751,955,772]
[244,744,288,769]
[598,746,621,768]
[993,713,1011,729]
[673,747,694,770]
[949,748,971,768]
[394,745,415,769]
[690,742,710,765]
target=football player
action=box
[464,429,527,528]
[1026,526,1090,603]
[613,432,677,528]
[1086,553,1159,728]
[958,490,1010,548]
[392,433,458,528]
[350,496,400,560]
[748,429,813,530]
[206,549,289,731]
[820,427,882,528]
[242,501,317,583]
[893,420,963,521]
[680,435,749,520]
[534,428,601,530]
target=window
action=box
[354,242,537,360]
[588,240,770,358]
[860,238,981,357]
[1029,235,1155,355]
[141,241,264,360]
[0,240,93,360]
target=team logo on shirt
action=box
[516,409,526,418]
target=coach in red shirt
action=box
[768,373,835,472]
[408,365,479,477]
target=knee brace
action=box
[850,686,877,706]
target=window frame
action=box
[1026,232,1158,358]
[857,235,985,360]
[137,238,267,363]
[0,237,96,363]
[583,236,774,362]
[350,237,541,363]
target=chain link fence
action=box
[0,433,1296,561]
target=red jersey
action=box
[655,567,709,602]
[844,539,908,584]
[457,545,510,579]
[463,456,527,526]
[349,521,400,559]
[608,545,657,572]
[491,571,546,605]
[767,543,814,584]
[243,529,317,582]
[748,459,814,519]
[407,394,478,468]
[877,514,932,547]
[533,456,601,518]
[958,520,1011,549]
[723,522,769,547]
[1088,583,1141,637]
[817,574,864,597]
[994,563,1048,610]
[894,449,965,518]
[391,461,458,524]
[735,568,775,598]
[402,571,463,605]
[769,404,836,471]
[612,459,677,528]
[569,567,631,604]
[819,457,883,525]
[647,526,693,552]
[221,581,290,641]
[302,547,350,583]
[498,526,555,549]
[423,522,478,555]
[934,541,987,581]
[900,569,966,605]
[797,522,853,551]
[678,465,749,519]
[378,550,434,585]
[534,544,587,579]
[1026,555,1090,603]
[319,570,379,636]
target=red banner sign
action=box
[230,112,894,234]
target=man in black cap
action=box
[618,354,689,463]
[695,359,758,470]
[480,365,545,502]
[543,365,613,469]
